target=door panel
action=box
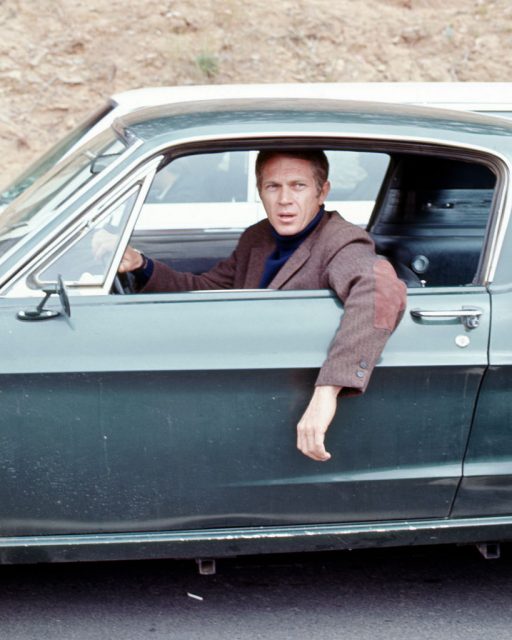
[0,287,489,535]
[452,287,512,516]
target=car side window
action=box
[35,187,140,288]
[326,151,390,225]
[145,152,249,204]
[369,154,497,287]
[130,149,391,276]
[126,148,496,289]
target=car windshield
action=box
[0,128,129,261]
[0,103,114,208]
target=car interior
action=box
[31,145,497,294]
[128,147,497,290]
[368,154,496,287]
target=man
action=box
[119,149,407,462]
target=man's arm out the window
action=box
[297,244,406,462]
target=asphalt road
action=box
[1,544,512,640]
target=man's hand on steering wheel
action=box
[118,245,144,273]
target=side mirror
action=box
[17,275,71,321]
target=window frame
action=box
[2,134,508,298]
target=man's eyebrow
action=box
[264,176,307,182]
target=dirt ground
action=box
[0,0,511,187]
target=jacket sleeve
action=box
[315,237,407,395]
[141,251,238,293]
[139,222,269,293]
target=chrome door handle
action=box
[410,306,483,329]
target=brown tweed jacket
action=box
[143,211,407,395]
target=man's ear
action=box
[319,180,331,203]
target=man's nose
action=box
[278,185,292,203]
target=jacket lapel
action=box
[269,214,329,289]
[244,246,271,288]
[269,243,311,289]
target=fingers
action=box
[118,246,144,273]
[296,385,340,462]
[92,230,143,273]
[118,252,132,273]
[297,419,331,461]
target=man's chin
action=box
[273,222,300,236]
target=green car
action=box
[0,96,511,565]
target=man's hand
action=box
[297,385,341,462]
[118,245,144,273]
[91,231,143,273]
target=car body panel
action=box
[451,283,512,517]
[0,286,490,536]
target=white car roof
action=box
[111,82,512,113]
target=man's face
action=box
[258,155,330,236]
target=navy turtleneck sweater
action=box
[258,206,325,288]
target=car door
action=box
[0,182,493,538]
[0,282,490,536]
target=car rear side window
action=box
[369,154,497,287]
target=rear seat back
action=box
[369,155,496,287]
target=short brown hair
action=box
[255,149,329,194]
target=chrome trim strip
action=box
[101,162,158,295]
[482,163,512,284]
[1,514,512,557]
[410,308,483,319]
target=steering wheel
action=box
[113,271,137,295]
